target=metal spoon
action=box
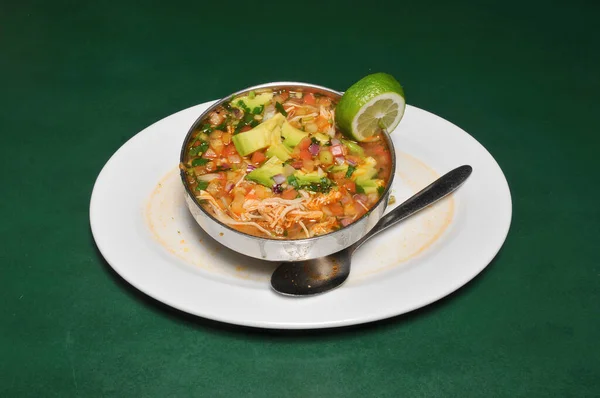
[270,165,473,296]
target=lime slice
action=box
[336,73,406,141]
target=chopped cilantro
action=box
[195,180,209,191]
[356,185,365,194]
[189,141,208,156]
[252,105,264,115]
[345,165,356,178]
[236,100,251,113]
[275,102,288,116]
[286,175,299,189]
[191,158,209,167]
[377,186,385,195]
[201,123,213,134]
[243,112,255,124]
[304,177,334,193]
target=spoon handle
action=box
[352,165,473,253]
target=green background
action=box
[2,0,599,396]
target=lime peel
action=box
[336,73,406,142]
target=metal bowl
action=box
[180,82,396,261]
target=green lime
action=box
[336,73,406,141]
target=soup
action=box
[181,88,393,239]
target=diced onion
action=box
[225,181,235,192]
[247,164,257,172]
[346,158,357,166]
[335,156,345,165]
[330,145,343,157]
[273,174,286,184]
[197,173,220,182]
[228,154,241,164]
[308,143,320,156]
[331,138,341,146]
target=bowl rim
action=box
[179,81,396,243]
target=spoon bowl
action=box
[271,165,473,296]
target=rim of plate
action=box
[89,101,512,329]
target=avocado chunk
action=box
[352,157,378,179]
[355,177,382,194]
[266,142,292,162]
[293,170,334,193]
[328,164,349,173]
[341,139,365,156]
[294,170,325,184]
[232,114,285,156]
[313,133,330,145]
[232,92,274,111]
[281,122,308,149]
[246,157,284,188]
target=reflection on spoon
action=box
[270,165,473,296]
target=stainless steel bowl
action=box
[180,82,396,261]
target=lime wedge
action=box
[336,73,406,141]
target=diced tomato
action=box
[279,91,289,101]
[291,160,304,169]
[302,159,315,172]
[222,144,238,157]
[281,188,298,200]
[343,181,356,193]
[251,151,266,164]
[245,190,257,200]
[329,202,344,216]
[299,150,312,161]
[240,125,252,133]
[297,137,312,151]
[315,116,329,131]
[303,92,316,105]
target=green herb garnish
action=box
[286,175,299,189]
[275,102,288,116]
[304,177,334,193]
[345,165,356,178]
[377,186,385,195]
[191,158,209,167]
[252,105,264,115]
[195,180,209,191]
[189,141,209,156]
[214,122,227,131]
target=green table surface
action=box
[2,0,599,396]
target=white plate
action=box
[90,101,511,329]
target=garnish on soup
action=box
[181,89,392,239]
